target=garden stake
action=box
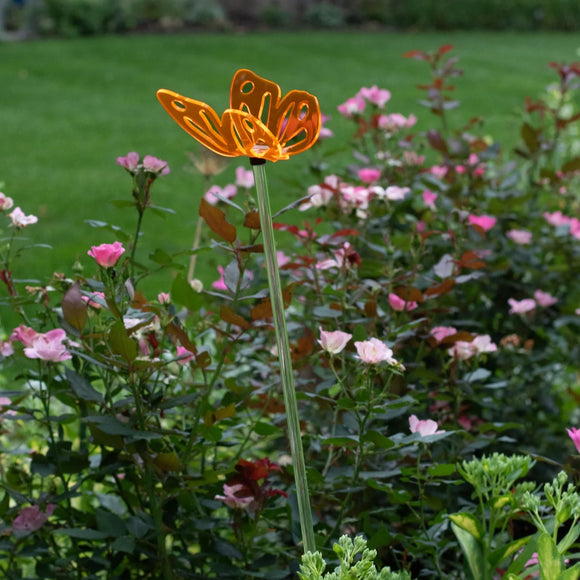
[251,156,316,553]
[156,68,321,553]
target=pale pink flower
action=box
[534,290,558,307]
[358,168,381,184]
[81,291,106,309]
[0,192,14,211]
[409,415,445,436]
[569,218,580,240]
[235,166,254,189]
[215,483,253,509]
[370,185,410,201]
[8,207,38,228]
[88,241,125,268]
[403,151,425,166]
[567,427,580,453]
[13,504,55,532]
[116,152,140,172]
[468,153,479,165]
[430,326,457,343]
[0,341,14,357]
[430,165,448,179]
[158,292,170,304]
[389,293,418,312]
[448,335,497,361]
[10,324,39,347]
[277,252,291,267]
[508,298,536,314]
[24,329,72,362]
[212,266,228,291]
[354,338,398,365]
[422,190,437,209]
[337,96,366,117]
[142,155,170,175]
[300,180,336,211]
[204,184,237,205]
[176,346,195,365]
[0,396,16,415]
[468,214,496,232]
[377,112,417,131]
[455,165,466,174]
[318,328,352,355]
[316,242,360,271]
[341,185,371,213]
[544,211,571,227]
[357,85,391,108]
[416,220,426,233]
[506,229,532,245]
[319,114,334,139]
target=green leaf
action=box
[65,368,104,403]
[362,430,394,449]
[253,421,282,436]
[489,536,531,568]
[84,415,161,441]
[560,563,580,580]
[537,532,563,580]
[61,283,87,332]
[171,272,203,311]
[108,320,137,362]
[111,535,135,554]
[428,463,456,477]
[55,528,108,540]
[111,200,136,209]
[451,521,486,580]
[449,512,485,542]
[96,508,126,538]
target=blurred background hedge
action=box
[2,0,580,38]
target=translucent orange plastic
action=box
[157,69,321,163]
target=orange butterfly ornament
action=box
[157,69,321,163]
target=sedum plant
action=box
[298,535,412,580]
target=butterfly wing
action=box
[229,69,281,129]
[157,89,239,158]
[272,91,321,156]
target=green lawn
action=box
[1,31,579,291]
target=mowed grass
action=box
[0,31,579,294]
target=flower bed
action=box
[1,46,580,579]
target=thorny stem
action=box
[251,158,316,554]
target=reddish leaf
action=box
[425,279,456,297]
[166,322,198,355]
[427,129,449,154]
[243,210,261,230]
[199,198,236,243]
[440,331,475,345]
[250,283,297,320]
[438,44,454,56]
[196,351,211,369]
[365,299,377,317]
[561,157,580,174]
[220,305,250,330]
[62,283,88,332]
[393,286,424,303]
[521,122,540,154]
[331,229,360,238]
[238,244,264,254]
[292,329,315,362]
[456,251,486,270]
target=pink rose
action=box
[24,329,72,362]
[358,168,381,184]
[158,292,170,304]
[319,114,334,139]
[337,96,365,118]
[448,335,496,361]
[215,483,253,509]
[212,266,228,291]
[116,152,140,172]
[318,327,352,355]
[0,192,14,211]
[10,324,39,347]
[0,340,14,357]
[357,85,391,108]
[534,290,558,307]
[88,241,125,268]
[277,252,291,267]
[142,155,170,175]
[81,291,106,309]
[544,211,571,227]
[506,229,532,245]
[468,214,496,232]
[354,338,398,365]
[409,415,445,436]
[204,184,237,205]
[567,427,580,454]
[389,293,418,312]
[430,326,457,343]
[176,346,195,365]
[235,166,254,189]
[508,298,536,314]
[422,190,438,209]
[430,165,448,179]
[13,504,55,532]
[9,207,38,228]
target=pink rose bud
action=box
[87,241,126,268]
[318,327,352,355]
[468,214,497,232]
[389,293,418,312]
